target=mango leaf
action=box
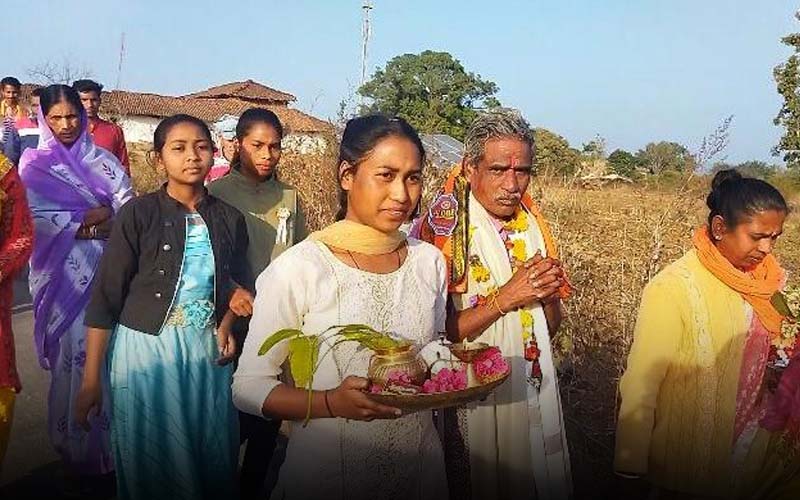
[328,324,378,337]
[341,331,408,351]
[258,328,304,356]
[259,324,409,398]
[332,324,407,351]
[771,292,797,320]
[288,336,318,389]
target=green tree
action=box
[737,160,781,178]
[581,135,607,158]
[709,161,735,174]
[636,141,695,174]
[358,51,500,140]
[774,12,800,168]
[607,149,642,177]
[711,160,781,179]
[534,128,581,176]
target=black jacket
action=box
[85,187,250,335]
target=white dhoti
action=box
[447,194,572,500]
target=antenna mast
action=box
[115,32,126,90]
[360,1,373,86]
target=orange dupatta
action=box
[417,164,570,298]
[693,226,788,441]
[692,226,785,335]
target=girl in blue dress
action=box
[75,114,250,500]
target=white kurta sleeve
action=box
[232,251,308,418]
[433,252,448,335]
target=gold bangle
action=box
[489,291,507,316]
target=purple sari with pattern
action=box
[20,105,133,474]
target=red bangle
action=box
[324,390,335,417]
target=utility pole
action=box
[360,1,373,87]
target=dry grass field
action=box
[128,139,340,231]
[541,182,703,495]
[129,144,800,498]
[539,181,800,496]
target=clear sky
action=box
[5,0,798,163]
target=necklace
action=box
[347,246,402,271]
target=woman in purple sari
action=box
[19,85,133,483]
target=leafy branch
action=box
[258,324,408,425]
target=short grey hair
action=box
[463,108,534,164]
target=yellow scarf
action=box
[0,153,12,213]
[309,219,405,255]
[692,226,785,334]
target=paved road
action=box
[12,269,31,311]
[0,307,285,499]
[0,310,60,496]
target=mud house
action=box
[22,79,333,153]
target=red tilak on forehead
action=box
[509,155,521,167]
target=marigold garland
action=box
[469,255,491,283]
[510,239,527,265]
[503,209,529,233]
[466,208,543,386]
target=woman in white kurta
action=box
[232,115,448,500]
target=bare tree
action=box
[332,79,359,135]
[305,89,325,116]
[692,115,734,172]
[27,58,94,86]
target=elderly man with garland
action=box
[417,108,572,500]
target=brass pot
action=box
[367,344,428,387]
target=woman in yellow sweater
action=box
[615,169,794,499]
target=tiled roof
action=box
[18,83,330,134]
[104,91,329,133]
[183,79,295,104]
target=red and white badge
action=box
[428,193,458,236]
